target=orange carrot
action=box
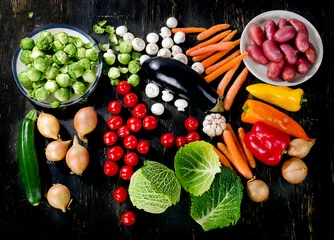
[196,23,230,41]
[171,27,206,34]
[217,142,232,161]
[220,29,238,42]
[201,39,240,69]
[223,66,249,111]
[189,42,235,56]
[216,61,241,97]
[238,127,256,169]
[213,146,233,170]
[186,30,232,56]
[192,52,215,62]
[204,51,248,83]
[225,123,247,164]
[223,129,253,179]
[205,49,241,74]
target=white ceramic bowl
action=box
[12,24,103,108]
[240,10,323,86]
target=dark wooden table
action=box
[1,0,333,239]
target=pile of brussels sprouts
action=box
[18,30,99,108]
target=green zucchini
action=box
[17,109,42,206]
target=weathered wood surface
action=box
[0,0,333,239]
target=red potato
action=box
[264,19,277,40]
[279,43,297,65]
[296,56,311,74]
[289,18,309,37]
[274,25,296,43]
[248,23,265,47]
[277,18,290,29]
[262,39,283,62]
[267,58,285,80]
[294,32,310,52]
[304,43,317,64]
[282,64,297,82]
[247,44,269,65]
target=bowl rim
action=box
[240,10,324,86]
[12,23,103,108]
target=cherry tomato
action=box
[123,92,138,108]
[175,136,187,148]
[186,132,201,143]
[103,131,118,146]
[184,117,199,131]
[121,211,136,226]
[113,186,128,203]
[107,145,124,161]
[107,115,123,130]
[142,115,158,130]
[160,133,175,148]
[132,103,147,119]
[119,165,134,180]
[136,140,150,154]
[104,161,118,176]
[116,80,131,95]
[108,100,122,114]
[126,117,142,132]
[123,152,139,166]
[117,125,130,138]
[123,135,138,150]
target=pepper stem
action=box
[282,150,287,155]
[300,98,307,104]
[209,97,224,113]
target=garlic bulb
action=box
[202,113,227,138]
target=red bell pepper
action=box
[244,121,290,166]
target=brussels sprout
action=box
[34,56,48,72]
[82,69,96,83]
[108,67,120,79]
[44,80,59,93]
[131,51,142,60]
[119,41,133,54]
[51,100,61,108]
[36,36,52,51]
[20,37,35,50]
[33,86,50,101]
[105,26,115,34]
[72,81,87,94]
[18,71,32,87]
[54,87,71,102]
[52,50,67,65]
[110,79,119,86]
[86,48,99,61]
[117,53,131,65]
[44,54,54,66]
[32,80,46,89]
[26,67,42,82]
[119,66,128,74]
[28,12,34,19]
[77,58,91,70]
[97,20,107,26]
[68,62,84,79]
[103,49,116,65]
[59,65,68,74]
[128,60,141,74]
[52,40,65,52]
[64,43,77,57]
[20,50,32,65]
[40,30,54,43]
[93,24,105,34]
[127,73,140,87]
[75,47,86,60]
[73,37,84,48]
[44,66,60,79]
[56,73,71,87]
[54,32,69,45]
[108,33,118,45]
[84,42,95,49]
[98,43,110,52]
[30,46,45,60]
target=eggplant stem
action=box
[208,97,224,113]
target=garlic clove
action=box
[215,126,223,136]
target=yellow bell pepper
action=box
[245,83,306,112]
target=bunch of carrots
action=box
[172,23,249,111]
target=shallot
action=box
[37,112,60,140]
[281,157,308,184]
[74,106,98,143]
[46,183,72,213]
[287,138,316,159]
[246,178,269,203]
[45,139,72,162]
[65,135,90,175]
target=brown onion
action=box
[73,106,98,143]
[45,139,72,162]
[46,183,72,212]
[65,135,90,175]
[282,157,308,184]
[37,112,60,140]
[287,138,316,159]
[246,178,269,203]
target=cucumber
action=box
[17,109,42,206]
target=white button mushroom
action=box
[123,32,135,42]
[161,90,174,102]
[173,53,188,65]
[191,62,205,74]
[157,48,172,58]
[132,37,146,52]
[115,25,128,36]
[139,54,150,65]
[171,45,183,56]
[173,31,186,44]
[160,27,172,38]
[146,43,159,55]
[166,17,178,28]
[174,99,188,111]
[161,37,174,49]
[146,32,159,43]
[145,83,160,98]
[151,103,165,116]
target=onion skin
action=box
[74,106,98,143]
[46,183,71,212]
[282,157,308,184]
[37,112,60,140]
[287,138,316,159]
[45,139,72,162]
[65,135,90,176]
[246,178,269,203]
